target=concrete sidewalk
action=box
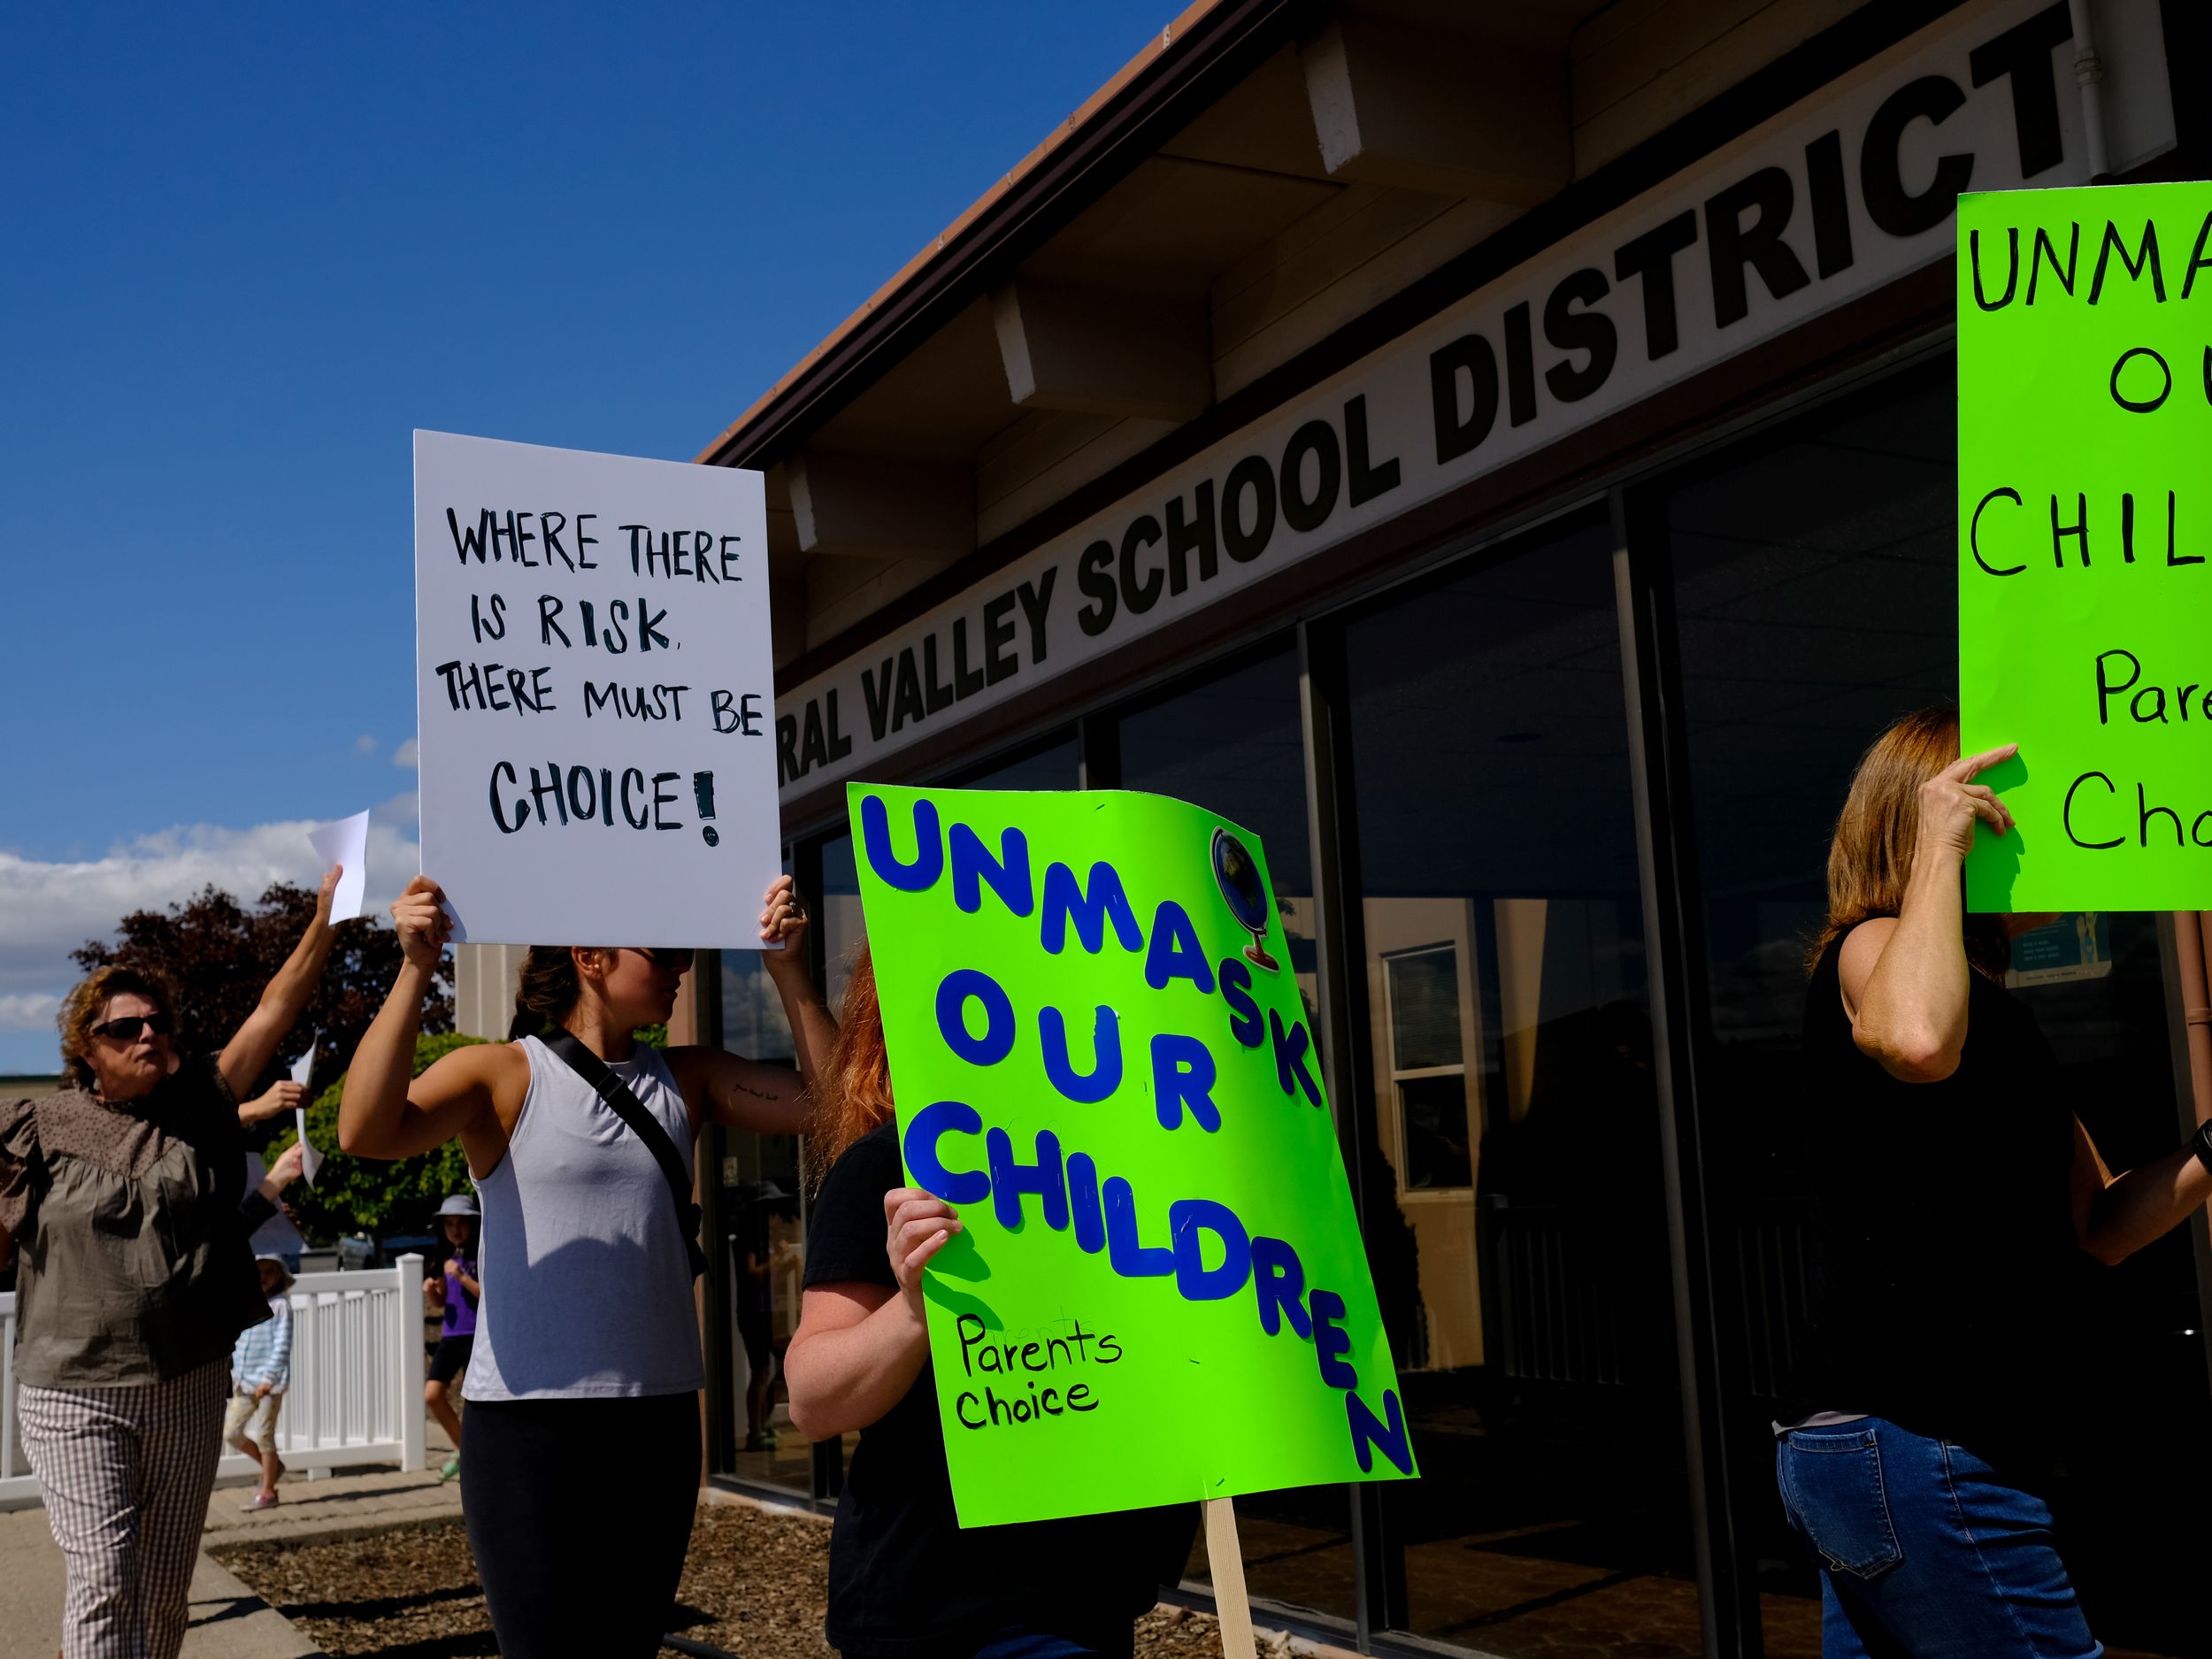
[0,1425,463,1659]
[0,1504,323,1659]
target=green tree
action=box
[268,1025,668,1241]
[267,1032,482,1240]
[73,879,453,1102]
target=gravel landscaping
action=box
[213,1500,1255,1658]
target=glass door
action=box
[1663,361,2212,1656]
[1339,514,1699,1654]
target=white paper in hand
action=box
[289,1042,323,1186]
[295,1107,323,1186]
[306,811,371,922]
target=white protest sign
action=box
[288,1041,322,1186]
[413,432,780,945]
[305,811,369,922]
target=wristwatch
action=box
[2192,1118,2212,1174]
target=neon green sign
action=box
[1959,181,2212,910]
[850,783,1417,1527]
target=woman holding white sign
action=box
[342,872,830,1659]
[786,948,1197,1659]
[1778,706,2212,1655]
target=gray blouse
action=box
[1,1055,268,1387]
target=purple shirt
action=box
[442,1254,479,1338]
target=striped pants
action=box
[17,1359,227,1659]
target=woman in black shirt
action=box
[786,948,1196,1659]
[1779,707,2212,1655]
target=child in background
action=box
[225,1255,295,1510]
[424,1193,480,1481]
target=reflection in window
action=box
[1671,373,1966,1654]
[1115,643,1351,1627]
[820,833,863,1013]
[948,734,1080,793]
[715,943,806,1494]
[1386,946,1472,1192]
[1118,646,1322,1075]
[1342,517,1691,1649]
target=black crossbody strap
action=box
[541,1030,708,1279]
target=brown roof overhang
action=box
[693,0,1311,472]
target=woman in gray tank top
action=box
[339,872,834,1659]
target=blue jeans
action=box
[968,1628,1130,1659]
[1777,1418,2101,1658]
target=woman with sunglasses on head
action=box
[0,866,343,1659]
[340,872,834,1659]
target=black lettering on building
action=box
[1165,480,1217,588]
[921,634,955,715]
[1706,166,1811,328]
[1017,568,1056,664]
[1803,131,1855,278]
[1120,516,1164,615]
[1077,540,1117,637]
[982,591,1020,683]
[1343,396,1400,507]
[1860,75,1973,238]
[1968,3,2071,180]
[1279,419,1341,534]
[1223,455,1277,564]
[863,657,896,741]
[950,617,987,699]
[1430,334,1501,463]
[1613,211,1698,359]
[1502,301,1538,426]
[893,648,927,731]
[1540,268,1617,403]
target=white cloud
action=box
[0,992,60,1033]
[0,817,419,1024]
[355,733,379,757]
[393,738,419,770]
[371,789,419,828]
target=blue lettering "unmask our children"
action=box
[862,790,1413,1477]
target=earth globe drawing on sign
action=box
[1210,826,1280,974]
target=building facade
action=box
[664,4,2208,1654]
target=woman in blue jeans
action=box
[1780,707,2212,1656]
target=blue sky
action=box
[0,2,1173,1070]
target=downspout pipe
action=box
[2066,0,2113,181]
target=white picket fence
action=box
[0,1255,426,1505]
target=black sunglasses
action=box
[91,1012,173,1041]
[641,949,694,972]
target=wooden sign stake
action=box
[1204,1496,1259,1659]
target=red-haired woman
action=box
[1778,706,2212,1654]
[785,948,1195,1659]
[341,872,833,1659]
